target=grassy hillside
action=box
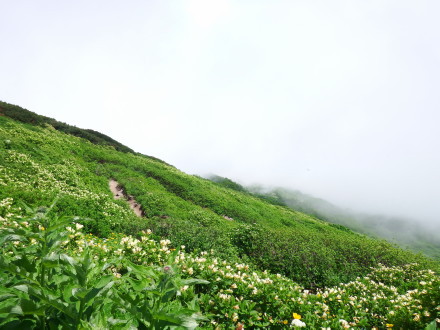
[0,100,134,153]
[244,185,440,261]
[208,176,440,261]
[1,103,439,328]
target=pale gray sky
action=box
[1,0,439,224]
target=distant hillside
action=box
[240,184,440,261]
[207,175,288,207]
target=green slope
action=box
[0,102,438,290]
[0,101,135,153]
[243,185,440,261]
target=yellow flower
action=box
[283,320,288,324]
[386,325,393,328]
[293,313,301,320]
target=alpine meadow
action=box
[0,101,439,329]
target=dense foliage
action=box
[1,200,439,329]
[0,202,207,329]
[0,106,439,328]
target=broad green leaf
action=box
[63,285,79,302]
[72,287,87,299]
[161,288,178,303]
[125,261,158,279]
[150,310,204,329]
[12,254,36,274]
[0,294,16,302]
[126,278,148,292]
[12,285,28,294]
[26,285,75,319]
[424,320,438,330]
[47,218,76,232]
[73,264,87,287]
[0,234,24,244]
[83,280,114,305]
[94,274,114,288]
[9,305,23,315]
[60,253,76,267]
[180,278,210,285]
[180,313,207,330]
[0,298,18,314]
[0,318,36,330]
[19,298,45,316]
[42,252,60,268]
[107,317,130,326]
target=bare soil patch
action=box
[109,179,143,217]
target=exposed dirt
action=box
[109,179,143,217]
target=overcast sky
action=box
[1,0,439,225]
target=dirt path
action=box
[109,179,143,217]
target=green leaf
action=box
[60,253,76,267]
[26,285,75,319]
[0,319,36,330]
[125,261,158,279]
[63,285,79,302]
[12,285,28,294]
[47,219,75,232]
[94,275,114,288]
[181,278,210,286]
[72,287,87,299]
[9,305,23,315]
[149,312,182,325]
[13,254,36,273]
[425,320,438,330]
[83,280,114,305]
[73,265,87,287]
[0,298,18,314]
[0,293,16,302]
[161,287,178,303]
[0,234,24,244]
[42,252,60,268]
[127,278,149,292]
[180,313,207,330]
[19,298,45,316]
[150,310,205,329]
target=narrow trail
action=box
[109,179,143,217]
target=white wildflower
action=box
[291,319,306,327]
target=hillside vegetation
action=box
[1,102,439,328]
[240,184,440,261]
[0,101,134,153]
